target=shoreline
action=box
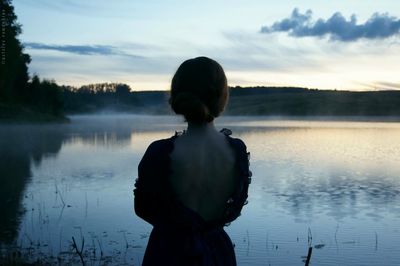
[2,109,400,125]
[0,104,70,124]
[67,113,400,122]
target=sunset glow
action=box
[13,0,400,91]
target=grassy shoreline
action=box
[0,104,70,124]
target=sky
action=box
[13,0,400,91]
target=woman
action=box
[134,56,251,266]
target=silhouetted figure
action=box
[134,57,251,266]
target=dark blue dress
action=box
[134,129,251,266]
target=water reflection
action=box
[0,116,399,265]
[0,126,64,243]
[0,116,184,245]
[64,115,185,147]
[272,174,400,221]
[244,126,400,222]
[66,131,132,147]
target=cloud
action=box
[16,0,94,15]
[15,0,139,19]
[375,81,400,90]
[25,42,113,55]
[261,8,400,42]
[24,42,142,58]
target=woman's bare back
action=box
[170,128,236,222]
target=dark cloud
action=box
[25,42,114,55]
[261,8,400,41]
[24,42,142,58]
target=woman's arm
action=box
[134,140,170,225]
[224,138,252,224]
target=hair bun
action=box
[171,92,212,123]
[170,57,228,123]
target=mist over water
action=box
[1,115,400,265]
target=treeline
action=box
[62,85,400,117]
[63,83,135,113]
[62,83,170,114]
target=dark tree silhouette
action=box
[28,75,64,115]
[0,0,31,103]
[0,0,65,120]
[62,83,144,113]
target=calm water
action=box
[1,115,400,265]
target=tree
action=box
[28,75,64,115]
[115,83,130,98]
[0,0,31,103]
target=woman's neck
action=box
[186,121,216,135]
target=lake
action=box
[1,115,400,265]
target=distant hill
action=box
[226,87,400,117]
[63,86,400,118]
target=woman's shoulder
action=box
[139,137,176,171]
[143,134,177,155]
[144,128,248,156]
[220,128,248,152]
[220,127,251,183]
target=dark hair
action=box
[169,56,228,123]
